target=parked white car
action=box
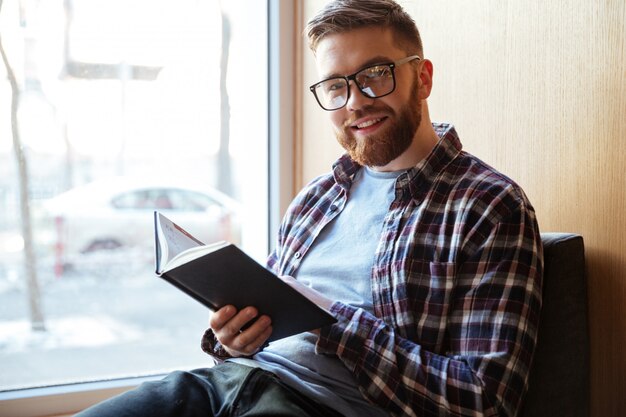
[42,177,241,268]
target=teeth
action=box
[356,118,382,129]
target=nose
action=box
[345,81,374,111]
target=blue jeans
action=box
[74,362,345,417]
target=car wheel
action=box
[82,239,123,253]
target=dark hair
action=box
[306,0,423,57]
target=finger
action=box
[230,319,273,356]
[248,322,273,351]
[215,307,259,344]
[226,313,270,348]
[209,305,237,331]
[244,315,272,343]
[238,327,273,356]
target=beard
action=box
[335,79,422,168]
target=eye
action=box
[325,79,346,92]
[362,65,391,79]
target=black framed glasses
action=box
[309,55,421,111]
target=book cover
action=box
[154,211,336,342]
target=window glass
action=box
[0,0,268,390]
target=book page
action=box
[157,212,203,264]
[165,240,230,272]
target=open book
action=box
[154,211,336,342]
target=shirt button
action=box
[294,251,302,259]
[330,204,338,212]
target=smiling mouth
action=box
[353,117,387,130]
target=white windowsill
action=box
[0,375,163,417]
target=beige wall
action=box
[298,1,626,415]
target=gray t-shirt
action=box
[231,166,402,417]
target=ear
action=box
[417,59,434,99]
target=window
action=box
[0,0,269,403]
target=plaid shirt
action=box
[202,123,543,417]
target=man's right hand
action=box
[209,305,273,357]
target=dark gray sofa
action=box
[521,233,589,417]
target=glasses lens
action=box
[314,78,348,110]
[355,65,394,98]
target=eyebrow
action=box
[321,55,394,79]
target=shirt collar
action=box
[331,154,361,189]
[404,123,462,198]
[331,123,462,195]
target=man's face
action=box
[314,27,422,168]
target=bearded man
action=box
[76,1,543,416]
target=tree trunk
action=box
[0,0,47,332]
[61,0,75,191]
[217,9,232,195]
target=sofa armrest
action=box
[521,233,589,417]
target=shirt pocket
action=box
[414,261,456,353]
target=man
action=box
[76,1,542,416]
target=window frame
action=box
[0,0,295,415]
